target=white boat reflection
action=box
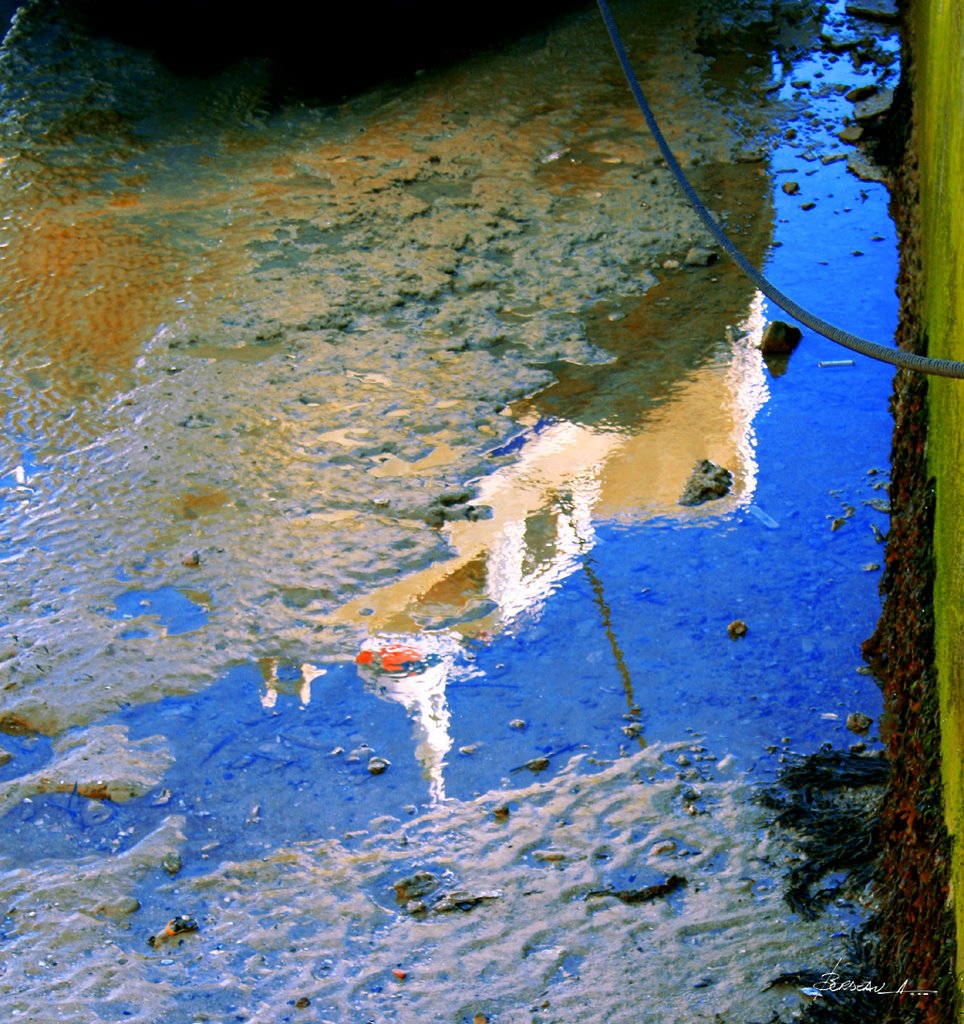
[325,295,772,803]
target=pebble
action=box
[508,719,526,730]
[368,755,391,775]
[650,840,676,856]
[782,180,800,195]
[727,620,748,640]
[162,852,182,876]
[683,246,717,267]
[846,712,874,734]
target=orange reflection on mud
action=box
[0,184,182,398]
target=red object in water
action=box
[355,644,423,673]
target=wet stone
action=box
[854,88,895,122]
[760,320,802,355]
[727,620,748,640]
[432,889,503,913]
[392,870,441,904]
[846,712,874,735]
[683,246,718,267]
[678,459,733,506]
[162,852,183,876]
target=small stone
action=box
[684,246,718,267]
[716,753,736,771]
[650,840,676,856]
[800,201,816,211]
[846,83,879,103]
[678,459,732,506]
[0,745,12,768]
[162,852,182,876]
[622,722,644,739]
[727,620,748,640]
[662,258,681,269]
[782,180,800,195]
[367,755,391,775]
[524,755,551,773]
[533,849,567,862]
[854,88,894,121]
[181,550,201,567]
[847,712,874,735]
[294,996,311,1008]
[838,124,864,142]
[508,719,526,730]
[473,1014,490,1024]
[846,0,899,19]
[493,804,510,821]
[760,320,802,354]
[393,871,440,903]
[459,744,481,755]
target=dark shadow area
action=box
[66,0,592,101]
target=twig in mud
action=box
[584,874,686,904]
[509,743,580,773]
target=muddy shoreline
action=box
[0,0,906,1019]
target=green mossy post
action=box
[864,0,962,1016]
[917,0,964,995]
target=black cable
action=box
[596,0,964,379]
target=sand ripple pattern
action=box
[0,746,850,1022]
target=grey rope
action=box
[596,0,964,379]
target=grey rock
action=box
[854,88,894,122]
[678,459,733,506]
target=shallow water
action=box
[0,0,901,1019]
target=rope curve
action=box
[596,0,964,378]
